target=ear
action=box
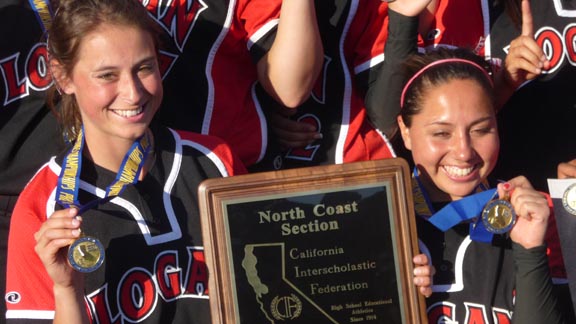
[50,59,74,95]
[397,115,412,151]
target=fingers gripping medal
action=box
[56,127,151,272]
[482,192,516,234]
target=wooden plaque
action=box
[198,158,427,324]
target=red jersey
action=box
[147,0,282,168]
[419,0,489,58]
[255,0,396,171]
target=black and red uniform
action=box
[146,0,283,168]
[5,126,245,323]
[255,0,396,171]
[490,0,576,192]
[366,8,569,323]
[0,2,65,321]
[420,2,576,319]
[414,180,565,324]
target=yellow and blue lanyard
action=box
[29,0,53,34]
[56,127,152,213]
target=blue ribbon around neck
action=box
[55,126,151,213]
[428,189,497,243]
[413,168,498,243]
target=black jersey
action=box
[0,1,64,196]
[6,126,246,323]
[146,0,281,167]
[490,0,576,192]
[414,180,565,324]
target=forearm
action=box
[512,243,565,324]
[258,0,323,108]
[53,284,90,324]
[365,9,419,138]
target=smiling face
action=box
[399,78,499,201]
[60,23,162,148]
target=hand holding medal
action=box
[55,127,152,273]
[496,177,550,249]
[33,207,85,288]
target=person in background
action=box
[250,0,438,171]
[0,2,65,322]
[149,0,323,169]
[558,160,576,179]
[5,0,245,323]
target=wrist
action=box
[53,283,83,299]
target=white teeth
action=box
[113,107,143,117]
[444,165,474,177]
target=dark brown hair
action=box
[47,0,162,141]
[400,47,494,128]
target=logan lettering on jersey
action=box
[158,51,178,79]
[0,44,51,106]
[427,302,511,324]
[464,303,490,324]
[86,247,208,323]
[503,24,576,76]
[141,0,207,53]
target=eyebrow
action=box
[426,116,495,127]
[92,56,157,72]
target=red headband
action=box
[400,58,493,108]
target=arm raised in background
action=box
[364,0,436,139]
[494,0,549,109]
[257,0,323,108]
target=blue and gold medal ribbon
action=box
[56,128,84,208]
[106,132,150,197]
[412,168,495,243]
[56,127,152,213]
[29,0,54,33]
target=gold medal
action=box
[68,236,105,273]
[482,197,516,234]
[562,183,576,215]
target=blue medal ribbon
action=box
[29,0,54,33]
[412,168,496,243]
[55,126,152,213]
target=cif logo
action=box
[270,294,302,321]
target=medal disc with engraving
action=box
[68,236,105,273]
[482,199,516,234]
[562,183,576,215]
